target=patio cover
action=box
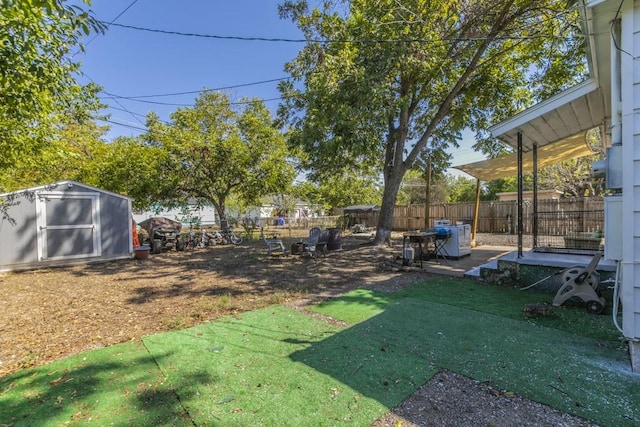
[454,133,596,181]
[453,78,606,181]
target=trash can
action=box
[291,242,304,255]
[327,228,342,251]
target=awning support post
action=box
[517,132,523,258]
[471,178,480,248]
[532,143,538,248]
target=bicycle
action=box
[218,219,242,245]
[221,225,242,245]
[185,228,213,250]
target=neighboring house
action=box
[134,198,321,228]
[244,198,322,223]
[133,203,218,227]
[496,190,563,202]
[486,0,640,371]
[0,181,132,271]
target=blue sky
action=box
[77,0,484,173]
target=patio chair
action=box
[261,228,286,256]
[302,227,327,258]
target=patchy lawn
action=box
[0,232,420,377]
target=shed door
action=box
[36,193,102,261]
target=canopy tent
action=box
[455,78,605,181]
[342,205,380,230]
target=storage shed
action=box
[342,205,380,229]
[0,181,133,271]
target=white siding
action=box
[621,0,640,339]
[133,205,218,227]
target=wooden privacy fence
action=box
[340,197,604,236]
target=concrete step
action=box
[464,258,499,280]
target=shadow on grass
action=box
[312,277,623,342]
[0,341,206,426]
[297,282,639,427]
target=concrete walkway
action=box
[419,244,616,284]
[416,245,516,278]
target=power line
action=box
[107,77,291,99]
[104,21,309,43]
[107,0,142,26]
[98,61,390,107]
[107,105,147,117]
[101,118,147,132]
[106,105,171,124]
[100,92,193,107]
[100,92,286,108]
[75,0,142,54]
[103,20,576,44]
[82,71,147,126]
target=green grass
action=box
[311,277,622,342]
[0,341,189,426]
[1,278,637,426]
[142,306,428,426]
[306,296,637,426]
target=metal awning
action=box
[454,132,596,181]
[488,78,606,152]
[454,78,606,181]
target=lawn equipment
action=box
[138,217,185,254]
[552,253,606,314]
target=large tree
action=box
[0,114,108,191]
[146,92,295,221]
[278,0,586,244]
[0,0,104,177]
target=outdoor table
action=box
[402,231,437,268]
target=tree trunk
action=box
[212,198,226,225]
[373,165,405,245]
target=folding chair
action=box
[302,227,327,258]
[261,228,286,256]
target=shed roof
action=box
[0,181,132,200]
[343,204,380,213]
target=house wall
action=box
[133,205,217,226]
[621,0,640,344]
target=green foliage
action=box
[398,169,426,205]
[278,0,586,242]
[484,178,518,200]
[0,0,104,175]
[446,175,478,203]
[538,129,606,197]
[145,92,295,219]
[295,171,381,212]
[0,115,108,191]
[87,136,167,210]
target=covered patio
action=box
[454,78,607,256]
